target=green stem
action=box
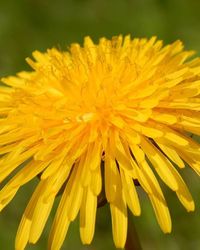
[125,218,142,250]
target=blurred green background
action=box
[1,0,200,249]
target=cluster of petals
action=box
[0,35,200,249]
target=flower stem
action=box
[125,218,142,250]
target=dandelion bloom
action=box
[1,35,200,250]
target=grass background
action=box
[0,0,200,249]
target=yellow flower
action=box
[1,35,200,250]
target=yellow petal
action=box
[80,187,97,244]
[124,127,141,145]
[105,153,121,202]
[48,183,72,250]
[65,164,84,221]
[110,193,127,248]
[90,165,102,195]
[48,214,70,250]
[177,148,200,176]
[15,216,32,250]
[140,137,179,191]
[29,196,54,243]
[120,169,141,216]
[0,160,49,211]
[148,193,171,233]
[112,132,133,170]
[0,144,39,183]
[150,111,177,125]
[15,183,44,250]
[133,123,164,138]
[156,140,185,168]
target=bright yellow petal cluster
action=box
[1,35,200,250]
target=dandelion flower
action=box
[1,35,200,250]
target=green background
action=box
[1,0,200,249]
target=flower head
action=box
[1,35,200,249]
